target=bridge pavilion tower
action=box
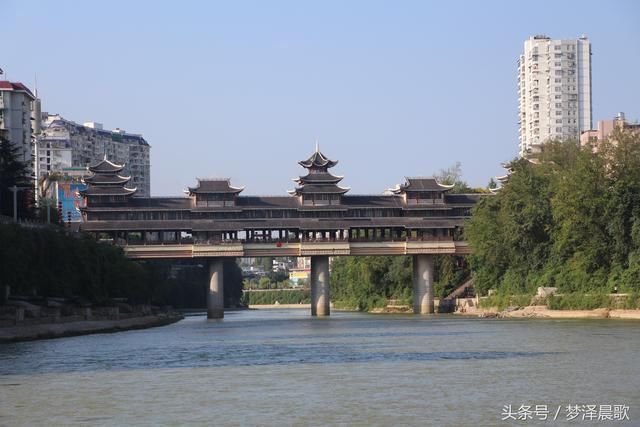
[289,147,349,316]
[80,157,137,207]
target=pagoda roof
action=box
[298,148,338,169]
[89,157,125,173]
[295,171,343,185]
[80,186,137,196]
[389,177,454,194]
[187,179,244,194]
[84,174,131,185]
[289,184,350,195]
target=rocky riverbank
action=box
[454,305,640,320]
[0,312,183,343]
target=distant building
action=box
[0,81,38,171]
[518,35,592,157]
[580,112,640,150]
[39,113,151,196]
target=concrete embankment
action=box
[0,313,183,343]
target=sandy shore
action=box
[249,304,311,309]
[455,305,640,320]
[0,313,184,343]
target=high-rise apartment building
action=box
[518,35,592,157]
[0,81,38,170]
[39,113,151,196]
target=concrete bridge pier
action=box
[310,255,330,316]
[207,258,224,319]
[413,254,435,314]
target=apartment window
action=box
[555,87,561,92]
[555,95,562,99]
[555,70,563,75]
[554,45,561,51]
[555,61,561,66]
[556,127,563,132]
[555,78,561,83]
[555,103,562,108]
[556,111,562,115]
[556,119,562,124]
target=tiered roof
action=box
[388,177,453,194]
[81,157,137,197]
[289,146,349,196]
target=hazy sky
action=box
[3,0,640,196]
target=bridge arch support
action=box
[310,256,330,316]
[208,258,224,319]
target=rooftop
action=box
[0,81,36,99]
[188,179,244,194]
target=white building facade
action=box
[39,114,151,196]
[518,35,592,157]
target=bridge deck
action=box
[123,240,471,258]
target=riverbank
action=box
[455,305,640,320]
[249,304,311,309]
[0,312,183,343]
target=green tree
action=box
[0,135,32,218]
[467,130,640,296]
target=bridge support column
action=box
[207,258,224,319]
[310,256,330,316]
[413,254,434,314]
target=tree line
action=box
[466,129,640,296]
[0,223,244,307]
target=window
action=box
[555,103,562,108]
[556,127,563,132]
[555,95,562,99]
[556,119,562,124]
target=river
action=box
[1,309,639,426]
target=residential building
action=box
[39,113,151,196]
[0,81,37,171]
[518,35,592,157]
[580,112,640,150]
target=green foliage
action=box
[330,255,469,311]
[241,289,310,305]
[467,130,640,296]
[0,224,245,308]
[0,224,152,304]
[547,293,614,310]
[0,135,33,218]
